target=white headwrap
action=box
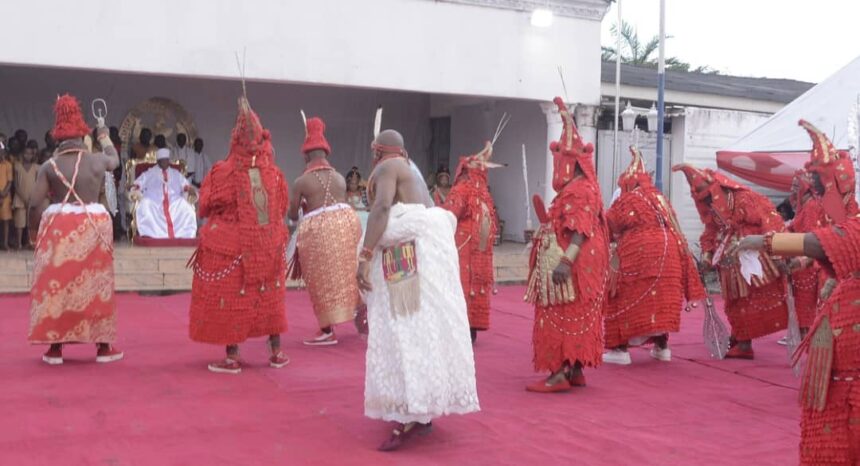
[156,148,170,161]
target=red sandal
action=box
[525,378,572,393]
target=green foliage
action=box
[602,20,719,74]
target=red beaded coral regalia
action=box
[443,141,501,331]
[188,97,290,344]
[795,217,860,465]
[672,163,788,342]
[524,97,610,372]
[603,146,705,348]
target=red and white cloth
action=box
[29,204,116,344]
[133,165,196,239]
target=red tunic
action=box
[700,189,788,341]
[799,218,860,465]
[188,108,289,345]
[604,186,705,348]
[443,171,497,330]
[527,177,609,372]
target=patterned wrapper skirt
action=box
[296,204,362,327]
[29,204,116,344]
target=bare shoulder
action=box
[293,172,311,190]
[329,170,347,184]
[373,158,407,179]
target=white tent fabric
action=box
[725,56,860,152]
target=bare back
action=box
[371,158,433,208]
[295,168,348,213]
[30,138,119,208]
[43,150,109,204]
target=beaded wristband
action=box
[559,256,575,267]
[359,246,374,262]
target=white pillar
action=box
[574,104,599,154]
[540,101,563,204]
[539,102,599,204]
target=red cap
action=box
[52,94,91,141]
[301,117,331,155]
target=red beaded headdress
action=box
[229,97,273,168]
[301,117,331,156]
[618,145,652,192]
[454,141,504,182]
[672,163,745,220]
[549,97,596,191]
[51,94,91,141]
[799,119,855,223]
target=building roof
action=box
[435,0,610,20]
[601,62,814,104]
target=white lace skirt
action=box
[364,203,480,424]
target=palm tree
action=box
[602,21,718,74]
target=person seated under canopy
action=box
[130,148,197,239]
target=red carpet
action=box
[2,287,799,465]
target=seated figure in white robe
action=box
[130,148,197,239]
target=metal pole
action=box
[655,0,666,192]
[612,0,622,181]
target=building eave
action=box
[600,83,784,114]
[432,0,611,20]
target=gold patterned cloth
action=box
[29,204,116,344]
[296,203,361,327]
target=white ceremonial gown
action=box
[364,203,480,424]
[134,166,197,239]
[186,150,212,186]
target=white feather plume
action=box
[300,109,307,136]
[373,106,383,138]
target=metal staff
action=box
[695,253,731,360]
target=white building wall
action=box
[669,107,773,253]
[1,0,605,104]
[0,66,431,180]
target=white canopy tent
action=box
[726,55,860,153]
[717,56,860,192]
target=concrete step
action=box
[0,241,530,293]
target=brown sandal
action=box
[377,422,433,451]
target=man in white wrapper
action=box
[356,129,480,452]
[130,148,197,239]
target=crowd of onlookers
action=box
[0,129,55,250]
[0,127,212,250]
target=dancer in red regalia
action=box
[188,95,290,374]
[602,146,705,365]
[443,141,502,343]
[27,95,123,365]
[783,121,859,338]
[735,220,860,464]
[721,118,860,464]
[524,97,609,392]
[673,163,788,359]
